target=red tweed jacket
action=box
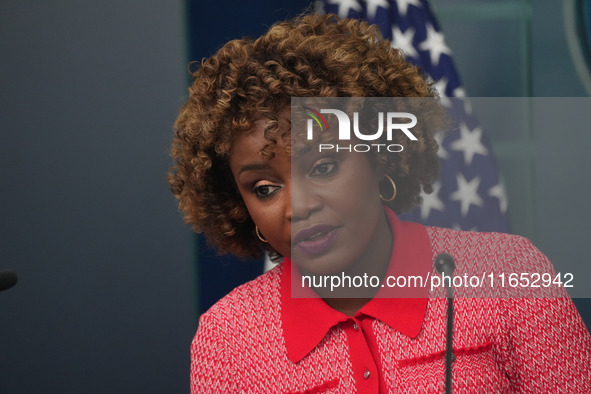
[191,219,591,393]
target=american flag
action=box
[317,0,510,232]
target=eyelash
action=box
[310,160,338,178]
[253,182,280,199]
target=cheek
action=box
[332,184,382,240]
[325,161,383,242]
[329,163,382,211]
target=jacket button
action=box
[363,370,370,380]
[353,322,359,331]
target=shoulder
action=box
[192,262,284,358]
[422,225,559,299]
[421,227,591,388]
[190,263,285,391]
[425,225,532,254]
[199,262,283,329]
[425,225,548,271]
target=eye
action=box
[310,160,337,178]
[253,182,280,199]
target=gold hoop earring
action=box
[379,175,397,202]
[255,226,268,243]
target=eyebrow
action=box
[293,143,312,158]
[238,163,272,175]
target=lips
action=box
[293,224,339,255]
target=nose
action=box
[287,176,323,222]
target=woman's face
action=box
[228,110,392,276]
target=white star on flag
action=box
[326,0,362,18]
[419,23,452,66]
[452,87,472,114]
[450,123,489,165]
[433,77,451,107]
[420,181,445,220]
[488,182,508,214]
[453,86,466,98]
[391,26,418,59]
[451,174,484,217]
[455,223,477,232]
[365,0,390,19]
[395,0,422,16]
[433,131,449,160]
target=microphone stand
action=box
[435,253,455,394]
[444,280,454,394]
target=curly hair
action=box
[169,13,441,259]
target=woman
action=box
[169,14,591,393]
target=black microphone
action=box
[0,269,18,292]
[435,253,456,394]
[435,253,456,297]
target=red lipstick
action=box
[293,224,339,255]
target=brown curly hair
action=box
[169,13,441,259]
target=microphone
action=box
[435,253,456,394]
[435,253,456,297]
[0,269,18,292]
